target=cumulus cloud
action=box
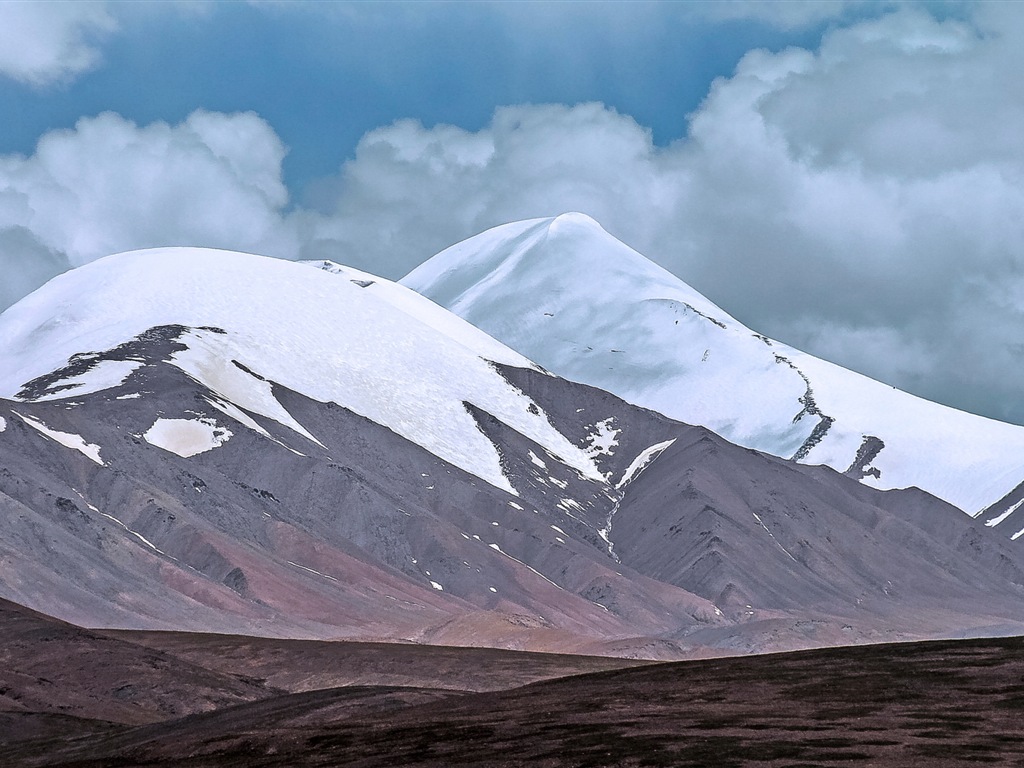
[0,1,117,87]
[0,110,299,311]
[292,104,678,271]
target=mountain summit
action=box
[403,213,1024,521]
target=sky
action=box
[2,0,1024,426]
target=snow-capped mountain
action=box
[403,213,1024,525]
[0,248,726,650]
[4,246,1024,656]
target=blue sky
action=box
[0,2,839,200]
[2,1,1024,426]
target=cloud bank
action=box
[3,6,1024,425]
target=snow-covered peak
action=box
[403,215,1024,515]
[0,247,603,494]
[408,213,732,326]
[404,215,815,460]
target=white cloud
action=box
[663,7,1024,424]
[293,103,680,275]
[0,110,299,311]
[0,1,117,87]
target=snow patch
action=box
[287,561,339,582]
[584,417,620,460]
[598,516,619,561]
[986,498,1024,527]
[171,329,325,448]
[430,580,444,591]
[14,412,104,465]
[528,450,547,469]
[0,416,5,433]
[94,508,163,553]
[200,397,306,458]
[557,498,585,513]
[144,417,232,458]
[752,511,799,563]
[205,397,274,441]
[508,501,524,510]
[487,542,566,592]
[617,439,677,489]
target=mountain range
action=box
[2,220,1024,660]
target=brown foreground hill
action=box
[4,596,1024,767]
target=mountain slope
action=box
[12,636,1024,767]
[402,213,1024,522]
[0,596,270,746]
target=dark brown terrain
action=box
[95,628,651,694]
[5,595,1024,767]
[0,596,646,761]
[0,597,269,747]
